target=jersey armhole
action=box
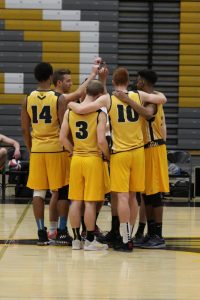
[130,90,143,105]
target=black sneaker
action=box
[37,228,49,246]
[133,233,151,248]
[132,234,144,247]
[94,225,103,238]
[113,238,133,252]
[97,230,121,247]
[140,235,166,249]
[55,228,73,246]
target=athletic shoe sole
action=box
[141,243,166,249]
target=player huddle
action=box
[21,58,169,252]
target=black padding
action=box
[58,185,69,200]
[151,193,163,207]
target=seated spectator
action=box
[0,134,21,170]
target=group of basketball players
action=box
[21,57,169,252]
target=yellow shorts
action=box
[103,161,111,194]
[110,147,145,193]
[27,152,70,190]
[144,144,169,195]
[69,155,105,201]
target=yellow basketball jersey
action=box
[109,91,144,153]
[68,110,103,156]
[26,90,63,152]
[142,104,165,147]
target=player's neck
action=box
[82,95,95,103]
[114,85,128,93]
[37,81,51,91]
[54,87,64,94]
[142,85,154,94]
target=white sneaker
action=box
[84,239,108,251]
[72,239,83,250]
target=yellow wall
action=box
[179,1,200,107]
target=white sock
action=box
[49,221,58,233]
[120,223,131,243]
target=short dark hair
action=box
[52,69,71,86]
[86,80,104,97]
[34,62,53,82]
[137,69,158,85]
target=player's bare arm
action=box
[97,111,110,162]
[98,65,109,94]
[68,93,110,114]
[59,110,73,155]
[21,97,32,152]
[60,64,99,105]
[139,90,167,104]
[0,134,21,159]
[113,90,155,120]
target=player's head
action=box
[52,69,72,93]
[34,62,53,82]
[86,80,104,99]
[112,67,130,87]
[136,69,158,90]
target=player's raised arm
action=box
[98,65,109,94]
[60,64,99,105]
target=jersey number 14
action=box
[31,106,52,123]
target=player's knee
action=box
[151,193,163,207]
[58,185,69,200]
[0,147,7,158]
[143,194,153,206]
[33,190,46,199]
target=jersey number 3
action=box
[76,121,88,139]
[32,106,52,124]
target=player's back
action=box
[69,110,102,157]
[109,91,144,153]
[26,90,63,152]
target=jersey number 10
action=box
[117,104,139,122]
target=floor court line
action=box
[0,200,31,261]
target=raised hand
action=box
[94,56,102,65]
[91,64,100,77]
[99,66,109,82]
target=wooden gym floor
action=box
[0,202,200,300]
